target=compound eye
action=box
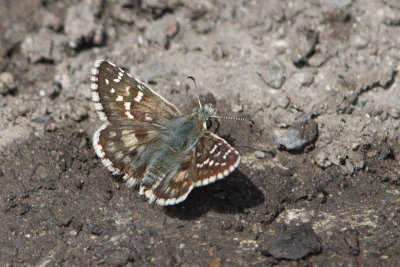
[206,119,212,129]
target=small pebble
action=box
[255,151,266,159]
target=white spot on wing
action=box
[121,131,138,147]
[103,159,121,175]
[154,185,194,206]
[94,103,103,110]
[210,145,218,154]
[134,91,143,102]
[115,151,123,160]
[92,91,100,102]
[93,123,108,158]
[126,178,137,188]
[107,142,117,152]
[139,186,146,195]
[102,158,112,167]
[105,79,109,85]
[125,111,134,119]
[137,82,180,114]
[91,67,98,75]
[223,149,232,160]
[145,189,156,203]
[156,198,166,205]
[116,95,123,101]
[94,59,104,68]
[124,102,131,110]
[97,111,107,121]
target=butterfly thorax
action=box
[160,105,215,151]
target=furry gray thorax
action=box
[161,104,216,151]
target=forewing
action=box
[139,152,195,206]
[93,123,160,187]
[194,132,240,187]
[90,60,182,125]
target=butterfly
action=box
[90,60,240,205]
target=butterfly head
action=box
[197,103,216,129]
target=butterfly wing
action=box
[91,60,182,125]
[194,132,240,187]
[93,123,160,187]
[140,131,241,206]
[139,150,196,206]
[91,60,181,186]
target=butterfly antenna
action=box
[211,115,255,128]
[187,76,202,108]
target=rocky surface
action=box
[1,0,400,265]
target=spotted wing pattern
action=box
[90,60,182,186]
[91,60,181,125]
[194,132,240,187]
[93,123,160,187]
[139,153,196,206]
[138,131,241,206]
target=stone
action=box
[0,72,16,95]
[275,114,318,150]
[256,59,286,89]
[259,225,322,260]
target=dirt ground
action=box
[1,0,400,266]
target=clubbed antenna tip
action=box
[187,76,202,108]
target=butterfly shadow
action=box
[164,170,265,220]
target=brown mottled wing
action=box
[90,60,181,125]
[138,131,241,206]
[139,154,195,206]
[194,132,240,187]
[93,123,160,187]
[91,60,181,186]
